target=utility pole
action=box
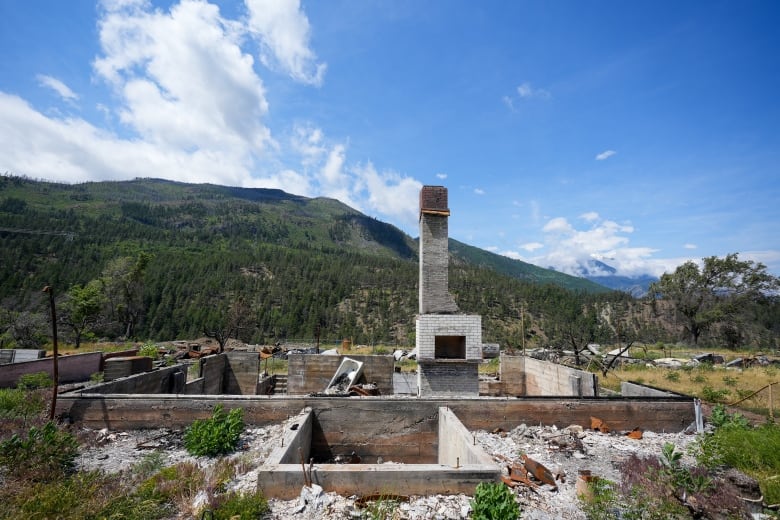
[43,286,59,420]
[520,303,526,357]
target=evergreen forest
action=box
[1,174,778,352]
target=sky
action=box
[1,0,779,278]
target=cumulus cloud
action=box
[596,150,617,160]
[37,75,79,102]
[474,188,485,195]
[436,172,447,179]
[684,243,697,250]
[245,0,326,86]
[504,213,670,277]
[0,0,421,233]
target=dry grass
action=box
[601,360,780,417]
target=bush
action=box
[17,371,53,389]
[0,421,79,481]
[184,404,244,456]
[470,482,519,520]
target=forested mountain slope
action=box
[3,175,774,351]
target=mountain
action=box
[548,258,657,297]
[0,175,623,346]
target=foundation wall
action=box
[223,351,258,395]
[500,355,598,396]
[258,405,500,499]
[0,352,102,388]
[87,365,186,394]
[622,381,684,398]
[438,407,494,467]
[286,354,394,395]
[200,354,227,394]
[57,395,695,434]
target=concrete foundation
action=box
[286,354,394,395]
[256,406,500,499]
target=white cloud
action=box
[521,242,544,252]
[513,213,668,277]
[36,74,79,102]
[0,0,423,236]
[684,243,697,250]
[352,162,422,229]
[474,188,485,195]
[245,0,326,86]
[436,172,447,179]
[596,150,617,160]
[516,81,551,100]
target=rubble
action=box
[73,417,699,519]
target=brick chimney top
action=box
[419,185,450,218]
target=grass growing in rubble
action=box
[695,405,780,505]
[470,482,520,520]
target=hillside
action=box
[0,175,631,346]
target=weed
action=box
[184,404,244,456]
[90,371,104,384]
[0,421,79,482]
[470,481,520,520]
[139,342,160,360]
[208,489,269,519]
[722,375,738,387]
[0,387,46,420]
[17,371,53,389]
[708,404,749,429]
[357,495,404,520]
[700,385,730,403]
[665,371,681,382]
[132,450,166,480]
[691,373,707,384]
[138,461,205,505]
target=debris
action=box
[590,416,610,434]
[626,428,643,440]
[521,454,558,490]
[323,357,364,395]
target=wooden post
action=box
[43,286,59,421]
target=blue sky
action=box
[1,0,779,277]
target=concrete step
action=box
[274,375,288,394]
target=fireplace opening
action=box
[434,335,466,359]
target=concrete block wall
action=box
[286,354,394,395]
[0,352,102,388]
[416,315,482,361]
[417,361,479,397]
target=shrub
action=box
[0,421,79,481]
[17,371,53,389]
[184,404,244,456]
[470,481,520,520]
